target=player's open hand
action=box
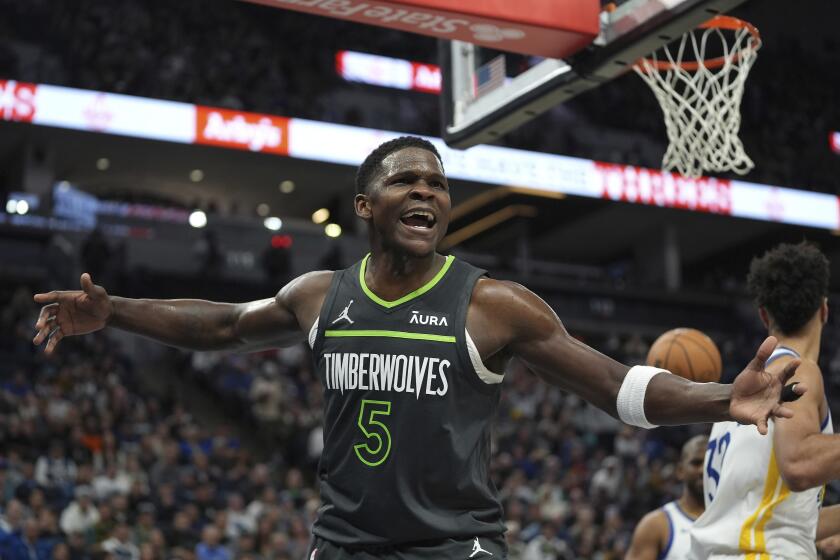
[729,336,806,434]
[32,273,112,355]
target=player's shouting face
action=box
[355,147,451,258]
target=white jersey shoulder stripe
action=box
[308,317,319,349]
[466,330,504,384]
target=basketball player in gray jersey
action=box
[33,136,804,559]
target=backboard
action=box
[440,0,752,149]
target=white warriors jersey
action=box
[661,501,696,560]
[690,347,833,560]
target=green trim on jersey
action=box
[359,254,455,308]
[324,329,456,343]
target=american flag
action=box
[474,55,506,99]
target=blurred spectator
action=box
[59,485,100,535]
[318,241,344,271]
[101,522,140,560]
[80,227,111,282]
[168,510,199,553]
[249,362,283,444]
[523,522,572,560]
[223,493,254,541]
[195,525,230,560]
[590,456,622,501]
[93,463,131,501]
[1,517,53,560]
[0,499,26,533]
[194,230,222,279]
[261,239,292,287]
[34,441,76,502]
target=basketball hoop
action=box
[634,15,761,178]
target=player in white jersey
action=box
[690,242,840,560]
[627,435,707,560]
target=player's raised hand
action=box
[32,273,112,355]
[729,336,807,434]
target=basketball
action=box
[646,328,722,383]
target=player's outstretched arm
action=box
[33,271,332,354]
[470,279,803,429]
[774,362,840,491]
[625,510,668,560]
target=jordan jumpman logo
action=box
[469,537,492,558]
[332,300,355,325]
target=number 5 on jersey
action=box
[354,400,392,467]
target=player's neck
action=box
[677,493,704,519]
[771,321,822,363]
[364,248,445,301]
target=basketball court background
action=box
[0,0,839,558]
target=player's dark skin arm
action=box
[467,278,802,430]
[625,510,668,560]
[32,272,332,354]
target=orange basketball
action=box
[646,328,722,383]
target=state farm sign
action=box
[0,80,37,123]
[241,0,598,59]
[196,107,289,154]
[596,162,732,215]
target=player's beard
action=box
[688,476,704,504]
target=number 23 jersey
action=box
[690,351,833,559]
[309,255,505,547]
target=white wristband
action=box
[616,366,664,429]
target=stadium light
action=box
[188,210,207,228]
[279,180,295,194]
[263,217,282,231]
[312,208,330,224]
[325,223,342,238]
[15,200,29,215]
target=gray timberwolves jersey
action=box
[310,254,505,547]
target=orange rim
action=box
[636,15,761,72]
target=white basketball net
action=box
[634,21,761,178]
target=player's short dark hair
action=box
[747,242,830,335]
[355,136,444,195]
[681,435,708,462]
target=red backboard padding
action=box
[241,0,600,59]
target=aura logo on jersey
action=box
[409,310,448,326]
[323,352,449,398]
